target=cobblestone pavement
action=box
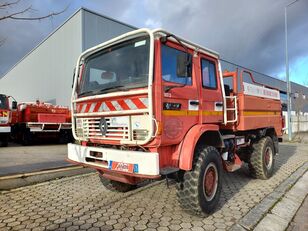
[0,144,307,231]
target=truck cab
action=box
[0,94,17,147]
[68,29,282,214]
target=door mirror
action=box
[176,53,192,77]
[12,101,17,110]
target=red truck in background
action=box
[0,94,72,146]
[12,101,72,145]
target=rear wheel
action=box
[176,145,222,215]
[249,136,275,179]
[98,173,136,192]
[22,129,33,146]
[58,130,72,144]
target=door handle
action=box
[215,102,223,107]
[190,101,199,106]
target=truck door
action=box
[160,43,199,144]
[199,55,223,124]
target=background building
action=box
[0,8,136,106]
[0,8,307,132]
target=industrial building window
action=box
[201,59,217,89]
[161,45,192,85]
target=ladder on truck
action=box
[225,96,238,124]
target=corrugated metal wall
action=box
[83,9,136,50]
[1,8,306,112]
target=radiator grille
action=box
[83,117,130,141]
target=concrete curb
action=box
[230,162,308,231]
[0,166,94,190]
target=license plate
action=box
[109,161,138,173]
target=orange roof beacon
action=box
[67,29,283,214]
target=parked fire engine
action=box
[68,29,283,214]
[12,101,72,145]
[0,94,72,146]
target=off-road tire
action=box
[249,136,275,179]
[22,129,33,146]
[98,174,136,192]
[176,145,222,215]
[58,130,72,144]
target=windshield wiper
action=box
[98,85,124,93]
[78,90,94,97]
[79,85,127,97]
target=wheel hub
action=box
[264,147,273,170]
[203,163,218,201]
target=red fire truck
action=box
[68,29,283,214]
[12,101,72,145]
[0,94,72,146]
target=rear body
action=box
[68,29,283,214]
[12,101,72,145]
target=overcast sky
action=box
[0,0,307,85]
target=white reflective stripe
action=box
[98,102,110,112]
[140,98,149,107]
[68,143,160,176]
[111,101,122,111]
[80,104,87,113]
[89,103,97,113]
[124,99,137,110]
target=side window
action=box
[161,45,192,85]
[201,59,217,89]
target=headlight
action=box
[0,111,9,124]
[131,115,150,141]
[76,118,84,137]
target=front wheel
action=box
[98,173,136,192]
[176,146,222,215]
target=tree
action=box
[0,0,67,21]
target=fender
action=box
[178,124,222,170]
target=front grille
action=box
[83,117,129,141]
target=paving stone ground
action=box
[0,143,307,231]
[287,195,308,231]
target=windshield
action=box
[0,95,8,109]
[79,36,150,97]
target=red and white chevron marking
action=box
[77,97,148,113]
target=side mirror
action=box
[176,53,192,77]
[12,101,17,110]
[72,67,76,89]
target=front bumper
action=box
[0,126,11,133]
[67,143,160,177]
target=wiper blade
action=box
[78,85,126,97]
[78,90,94,97]
[95,85,125,93]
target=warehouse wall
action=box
[0,11,83,107]
[0,8,136,107]
[83,9,136,50]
